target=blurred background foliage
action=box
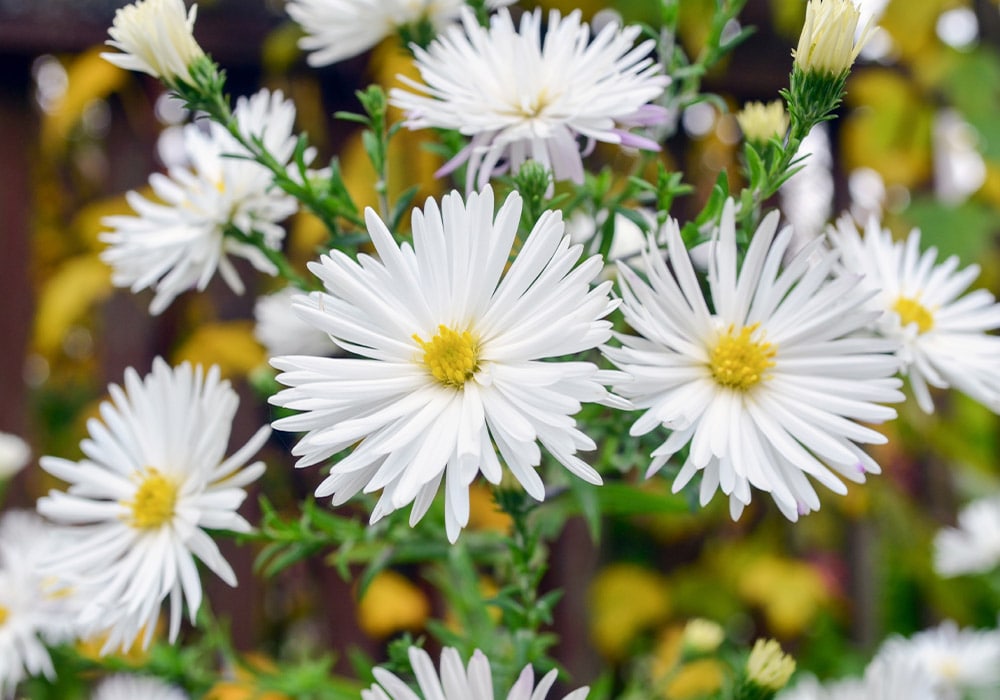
[4,0,1000,696]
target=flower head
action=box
[828,215,1000,413]
[603,200,903,520]
[0,511,80,696]
[793,0,872,77]
[92,674,189,700]
[101,89,303,314]
[736,100,789,145]
[933,496,1000,577]
[102,0,206,86]
[270,187,623,542]
[287,0,515,67]
[36,359,270,652]
[390,8,669,193]
[777,654,937,700]
[876,620,1000,693]
[362,646,589,700]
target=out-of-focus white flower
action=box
[0,511,81,696]
[101,89,303,314]
[0,432,30,479]
[390,8,669,193]
[828,216,1000,414]
[286,0,515,67]
[778,654,936,700]
[254,287,335,358]
[876,620,1000,694]
[362,646,589,700]
[270,187,624,542]
[604,199,902,521]
[37,359,269,652]
[102,0,205,86]
[780,124,833,245]
[934,495,1000,576]
[794,0,874,76]
[933,108,986,205]
[91,674,189,700]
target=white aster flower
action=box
[92,674,189,700]
[876,620,1000,694]
[101,89,303,314]
[287,0,515,67]
[603,200,903,520]
[0,511,81,697]
[363,646,589,700]
[270,187,623,542]
[778,654,936,700]
[0,432,30,479]
[254,286,336,358]
[793,0,874,77]
[934,495,1000,577]
[102,0,206,86]
[828,215,1000,413]
[390,8,670,193]
[36,359,270,652]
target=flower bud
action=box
[793,0,872,77]
[745,638,796,692]
[102,0,206,87]
[736,101,789,145]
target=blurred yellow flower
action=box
[357,570,430,639]
[589,563,670,660]
[467,483,513,534]
[738,555,831,637]
[650,625,725,699]
[174,321,268,379]
[205,653,291,700]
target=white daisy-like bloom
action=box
[778,655,936,700]
[0,511,81,697]
[91,674,189,700]
[362,646,589,700]
[876,620,1000,694]
[101,0,206,86]
[254,286,335,358]
[36,359,270,652]
[287,0,515,67]
[101,89,303,315]
[934,495,1000,577]
[390,8,670,193]
[0,431,30,479]
[603,199,904,520]
[270,186,624,542]
[828,215,1000,413]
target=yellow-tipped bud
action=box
[682,618,726,655]
[746,638,796,691]
[736,101,789,145]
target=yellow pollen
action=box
[893,296,934,333]
[709,324,776,391]
[413,325,480,389]
[124,468,178,530]
[0,605,8,626]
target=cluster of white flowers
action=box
[101,89,304,315]
[6,0,996,697]
[780,620,1000,699]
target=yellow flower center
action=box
[0,604,8,626]
[125,468,178,530]
[413,325,480,389]
[893,296,934,333]
[709,324,776,391]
